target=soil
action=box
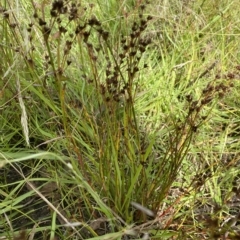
[0,163,61,240]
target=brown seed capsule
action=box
[140,20,147,26]
[191,125,198,132]
[119,53,125,59]
[33,12,38,18]
[140,4,145,11]
[227,73,235,79]
[139,46,146,53]
[129,51,137,56]
[201,97,212,105]
[218,91,225,98]
[83,31,90,41]
[102,31,109,40]
[147,15,153,21]
[43,26,51,36]
[132,22,138,31]
[50,10,58,17]
[133,66,139,72]
[52,0,64,12]
[3,11,9,18]
[186,94,192,102]
[130,32,136,38]
[88,16,100,26]
[39,18,47,26]
[59,26,67,33]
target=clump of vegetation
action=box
[1,0,240,239]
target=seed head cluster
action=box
[1,0,153,106]
[184,66,237,132]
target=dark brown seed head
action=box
[88,16,101,26]
[39,18,47,26]
[55,18,61,24]
[69,7,78,20]
[102,31,109,40]
[130,32,136,38]
[129,51,137,56]
[147,15,153,21]
[129,41,135,48]
[3,11,9,18]
[52,0,64,12]
[10,23,17,28]
[201,97,212,105]
[140,4,146,11]
[83,31,90,40]
[227,73,235,79]
[186,94,192,102]
[59,26,67,33]
[33,12,38,18]
[50,10,58,17]
[132,22,138,31]
[133,67,139,72]
[119,53,125,59]
[139,46,146,53]
[140,20,147,26]
[42,26,51,39]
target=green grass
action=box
[1,0,240,239]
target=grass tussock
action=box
[0,0,240,239]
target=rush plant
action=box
[0,0,239,239]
